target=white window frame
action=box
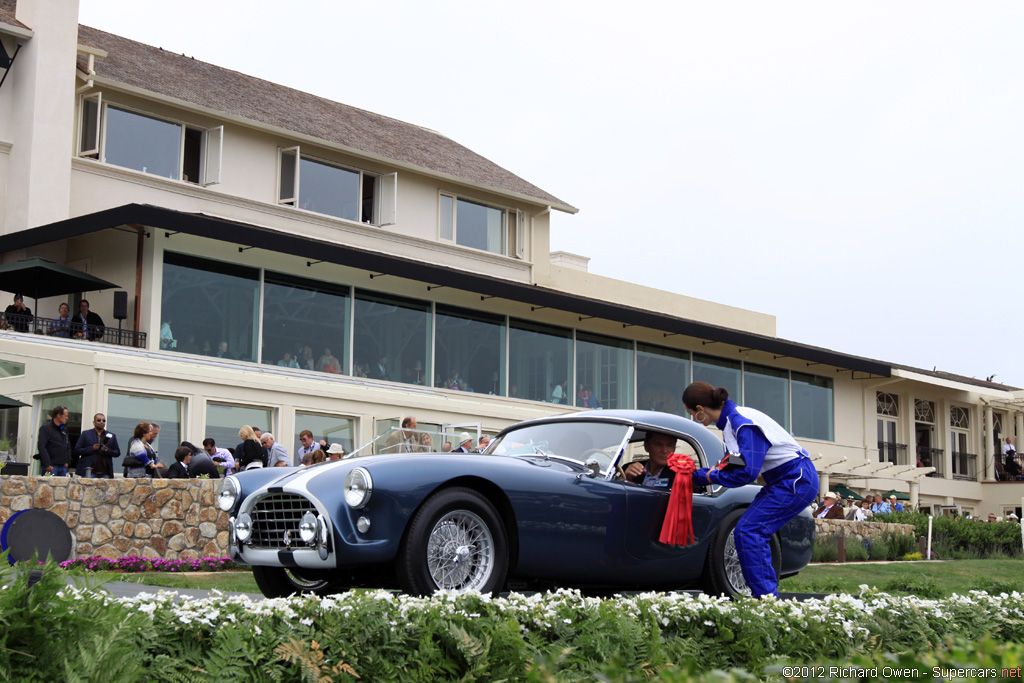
[513,209,524,259]
[277,145,300,205]
[77,92,102,158]
[79,98,223,186]
[200,126,223,186]
[438,192,519,257]
[278,147,394,226]
[377,172,397,226]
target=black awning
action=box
[0,203,892,377]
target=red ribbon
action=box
[658,453,696,547]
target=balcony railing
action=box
[918,447,944,477]
[0,314,146,348]
[878,441,909,466]
[951,451,977,481]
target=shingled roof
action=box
[0,0,27,31]
[70,21,575,212]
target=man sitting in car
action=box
[623,432,677,489]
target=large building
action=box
[2,0,1022,518]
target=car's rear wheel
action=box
[252,566,334,598]
[704,508,781,598]
[397,487,508,596]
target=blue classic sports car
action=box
[219,410,814,598]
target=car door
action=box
[508,463,633,583]
[620,436,720,585]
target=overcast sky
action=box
[78,1,1024,388]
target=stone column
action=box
[908,479,920,510]
[818,471,830,500]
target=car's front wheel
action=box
[397,486,508,596]
[704,507,781,598]
[252,566,334,598]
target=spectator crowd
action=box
[35,411,494,481]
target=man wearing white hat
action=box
[453,433,473,453]
[812,492,846,520]
[325,443,346,461]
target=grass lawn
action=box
[64,557,1024,598]
[780,557,1024,597]
[90,569,261,594]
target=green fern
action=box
[275,638,360,683]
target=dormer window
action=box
[277,147,396,226]
[439,193,523,258]
[77,94,222,185]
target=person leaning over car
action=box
[683,381,818,599]
[623,432,678,489]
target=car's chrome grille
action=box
[250,493,316,549]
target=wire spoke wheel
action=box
[426,510,495,590]
[723,531,751,596]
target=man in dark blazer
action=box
[452,433,473,453]
[73,412,121,478]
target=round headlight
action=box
[218,477,241,512]
[234,512,253,543]
[344,468,373,508]
[298,511,318,543]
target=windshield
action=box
[490,421,631,472]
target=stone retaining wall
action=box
[0,475,919,563]
[814,518,917,541]
[0,475,229,560]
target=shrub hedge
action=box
[875,511,1023,558]
[2,560,1023,682]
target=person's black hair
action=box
[180,441,200,455]
[682,382,729,411]
[50,405,66,420]
[202,438,215,448]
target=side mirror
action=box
[577,458,601,480]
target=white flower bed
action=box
[56,584,1024,643]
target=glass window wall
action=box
[0,361,25,377]
[637,343,690,416]
[508,319,572,404]
[105,106,181,179]
[205,403,274,455]
[353,291,430,386]
[107,392,183,462]
[298,157,360,221]
[456,198,504,253]
[36,391,83,474]
[744,363,790,429]
[575,332,633,409]
[262,272,350,374]
[294,411,356,456]
[693,354,741,402]
[161,253,259,362]
[791,372,833,441]
[435,305,505,394]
